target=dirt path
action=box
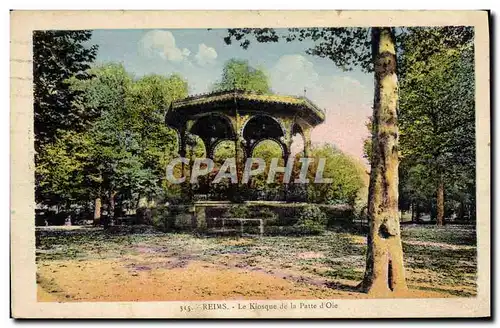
[37,258,452,302]
[36,226,476,301]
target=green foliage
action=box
[294,204,327,235]
[362,117,373,165]
[398,27,475,217]
[36,26,476,230]
[321,205,356,228]
[225,27,470,74]
[81,64,159,208]
[34,30,98,206]
[252,140,283,162]
[224,27,475,222]
[36,58,189,213]
[187,135,207,159]
[213,140,236,163]
[149,206,175,232]
[250,140,284,197]
[253,207,278,220]
[212,58,271,93]
[225,28,373,72]
[227,205,250,218]
[128,74,188,173]
[36,130,93,206]
[86,66,188,208]
[261,204,331,236]
[33,30,98,149]
[307,144,366,205]
[138,205,193,232]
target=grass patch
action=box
[321,268,364,281]
[401,224,476,246]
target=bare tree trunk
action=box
[359,27,408,296]
[458,200,465,221]
[135,196,141,211]
[436,178,445,226]
[416,202,422,222]
[109,190,116,226]
[410,201,415,222]
[93,197,101,226]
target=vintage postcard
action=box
[10,10,490,318]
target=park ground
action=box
[36,224,477,302]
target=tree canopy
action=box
[398,27,475,223]
[307,144,366,206]
[212,58,271,93]
[33,30,98,150]
[36,58,189,214]
[34,30,98,206]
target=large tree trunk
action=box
[93,197,101,226]
[436,178,445,225]
[359,27,408,296]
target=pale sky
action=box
[90,28,373,163]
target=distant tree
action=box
[251,140,284,198]
[208,141,237,200]
[399,163,435,221]
[73,65,189,222]
[127,73,188,200]
[398,27,475,225]
[212,58,271,93]
[307,144,366,206]
[213,140,236,165]
[67,63,138,223]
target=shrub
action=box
[255,204,303,226]
[293,204,327,235]
[226,204,250,218]
[149,206,175,232]
[320,204,355,228]
[249,206,277,218]
[135,207,152,225]
[297,204,327,226]
[248,206,279,226]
